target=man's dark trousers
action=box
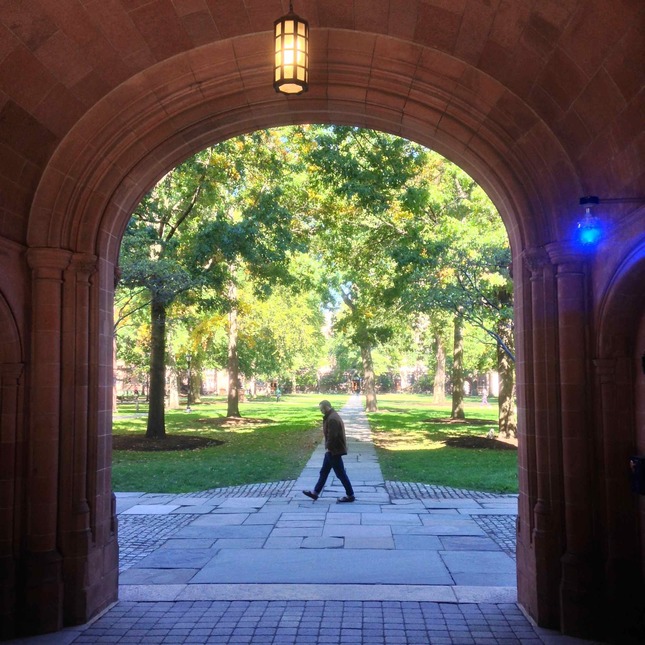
[314,452,354,496]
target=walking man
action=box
[303,400,355,503]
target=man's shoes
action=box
[302,490,318,501]
[337,495,355,503]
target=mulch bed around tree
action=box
[112,435,224,452]
[112,417,274,451]
[424,417,518,450]
[443,435,517,451]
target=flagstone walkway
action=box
[10,398,599,644]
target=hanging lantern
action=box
[273,2,309,95]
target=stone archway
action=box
[0,1,641,640]
[593,240,645,639]
[24,35,563,635]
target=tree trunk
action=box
[146,295,166,438]
[360,342,378,412]
[227,293,241,418]
[497,319,517,437]
[451,312,465,420]
[433,331,446,404]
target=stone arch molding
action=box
[597,236,645,359]
[591,236,645,632]
[0,289,22,365]
[28,31,581,261]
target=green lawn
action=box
[111,393,347,493]
[368,394,518,493]
[111,392,518,494]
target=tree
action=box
[389,154,514,430]
[119,150,228,437]
[302,125,432,411]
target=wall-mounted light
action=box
[577,196,602,246]
[576,195,645,248]
[273,2,309,95]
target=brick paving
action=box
[68,600,552,644]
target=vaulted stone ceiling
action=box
[0,1,642,247]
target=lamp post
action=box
[186,353,192,413]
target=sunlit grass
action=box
[111,392,518,494]
[112,393,347,493]
[369,394,518,493]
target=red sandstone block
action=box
[129,0,193,61]
[31,84,85,139]
[561,0,636,78]
[318,0,354,29]
[35,31,92,89]
[0,46,57,113]
[387,0,419,40]
[206,0,251,38]
[574,69,626,137]
[454,0,496,65]
[69,70,112,108]
[374,37,421,72]
[414,2,462,53]
[181,10,220,46]
[537,47,586,113]
[89,0,150,57]
[356,0,390,35]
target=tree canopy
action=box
[115,125,514,433]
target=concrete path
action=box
[8,398,600,644]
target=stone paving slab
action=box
[120,503,180,515]
[133,548,218,569]
[191,548,454,585]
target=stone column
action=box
[0,362,24,639]
[520,246,564,628]
[59,253,97,623]
[546,242,598,637]
[23,247,72,634]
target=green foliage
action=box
[115,125,513,426]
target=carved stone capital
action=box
[69,253,98,281]
[26,247,72,280]
[544,241,587,274]
[522,247,551,277]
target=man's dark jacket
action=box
[323,408,348,456]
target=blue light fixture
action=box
[577,196,602,246]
